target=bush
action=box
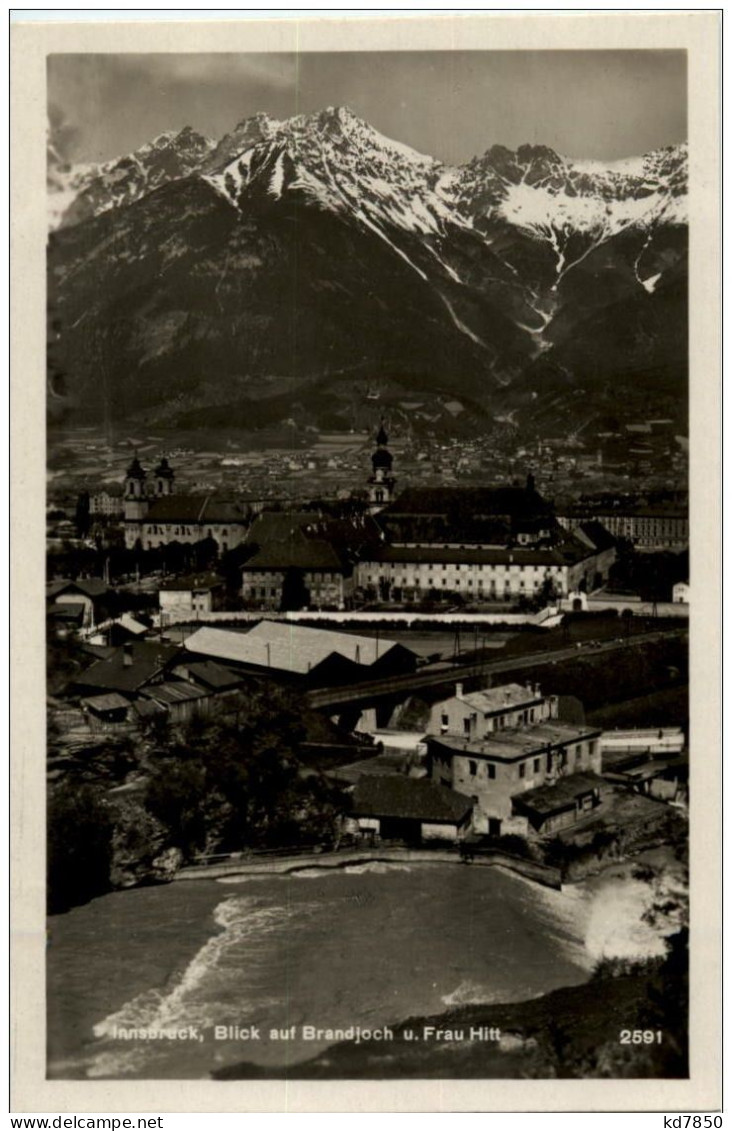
[48,783,114,913]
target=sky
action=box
[48,50,687,167]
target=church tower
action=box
[367,422,396,514]
[123,456,149,546]
[153,456,175,497]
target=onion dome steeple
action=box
[125,456,146,480]
[371,420,393,474]
[367,420,396,514]
[153,455,175,496]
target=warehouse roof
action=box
[183,621,405,676]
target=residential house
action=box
[138,680,211,724]
[427,682,557,740]
[73,640,180,699]
[46,578,111,634]
[350,775,474,843]
[427,721,602,836]
[511,772,604,834]
[159,573,226,623]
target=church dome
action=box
[126,456,146,479]
[372,447,393,471]
[376,424,389,447]
[154,456,174,478]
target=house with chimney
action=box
[425,681,603,836]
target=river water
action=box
[46,861,667,1080]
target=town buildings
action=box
[558,500,688,552]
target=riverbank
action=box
[174,846,562,889]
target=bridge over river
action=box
[306,627,687,712]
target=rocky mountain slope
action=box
[47,107,688,435]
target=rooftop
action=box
[81,692,131,713]
[429,722,601,762]
[179,660,246,690]
[144,495,249,525]
[140,680,210,706]
[75,641,180,694]
[352,775,473,824]
[184,621,406,676]
[385,486,552,519]
[47,577,109,599]
[160,572,225,592]
[363,540,596,567]
[512,772,604,816]
[450,683,544,715]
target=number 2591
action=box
[619,1029,663,1044]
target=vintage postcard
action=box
[10,12,721,1115]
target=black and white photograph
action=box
[10,11,721,1114]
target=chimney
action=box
[123,642,133,668]
[455,682,463,700]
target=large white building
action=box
[355,539,612,603]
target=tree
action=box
[48,783,114,912]
[74,491,91,538]
[143,684,346,856]
[280,567,308,611]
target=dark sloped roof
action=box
[144,496,249,525]
[362,544,586,567]
[512,772,604,816]
[352,775,473,824]
[243,511,348,572]
[81,692,131,713]
[49,602,86,623]
[245,537,345,571]
[385,486,552,519]
[178,660,245,690]
[75,641,180,693]
[140,680,209,706]
[160,572,225,592]
[577,521,617,552]
[47,577,109,599]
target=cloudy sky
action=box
[48,50,687,166]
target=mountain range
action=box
[47,106,688,439]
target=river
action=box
[46,861,671,1080]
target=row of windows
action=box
[464,742,593,779]
[364,564,560,576]
[144,526,230,537]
